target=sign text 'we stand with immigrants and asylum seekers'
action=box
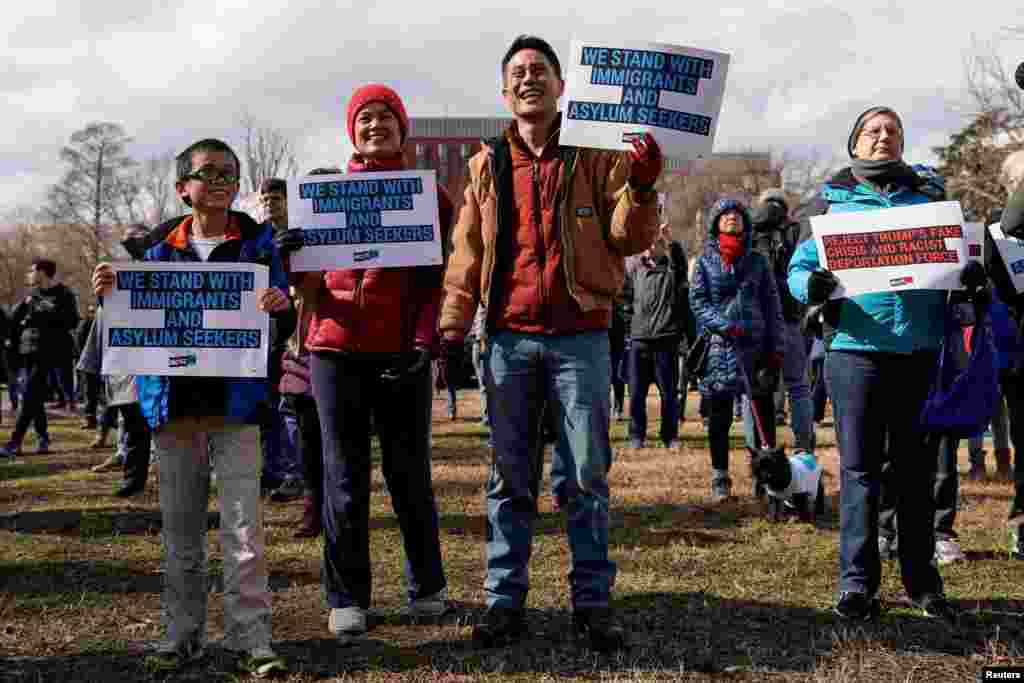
[287,170,442,272]
[560,40,730,159]
[101,262,269,378]
[811,201,968,297]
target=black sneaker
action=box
[834,591,881,621]
[914,594,960,627]
[471,607,526,648]
[573,606,626,653]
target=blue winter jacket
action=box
[689,199,785,396]
[787,167,947,354]
[135,211,290,431]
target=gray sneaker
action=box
[403,587,450,618]
[711,473,732,503]
[934,539,966,565]
[329,606,367,643]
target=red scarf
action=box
[719,232,745,266]
[347,152,406,173]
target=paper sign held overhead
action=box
[287,170,442,272]
[560,39,730,159]
[811,201,967,297]
[101,262,269,378]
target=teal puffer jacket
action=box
[787,168,947,354]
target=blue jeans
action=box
[743,322,814,452]
[826,350,943,600]
[627,338,680,446]
[484,330,615,610]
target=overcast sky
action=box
[3,0,1023,217]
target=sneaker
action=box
[0,443,19,459]
[234,646,288,678]
[878,535,898,560]
[472,606,526,648]
[91,454,121,473]
[572,606,626,653]
[35,439,49,455]
[143,639,205,674]
[1010,525,1024,559]
[328,606,367,643]
[1009,498,1024,526]
[913,593,960,627]
[711,474,732,503]
[662,439,680,451]
[834,591,881,622]
[404,587,450,618]
[934,539,966,565]
[269,477,304,502]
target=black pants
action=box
[880,433,959,541]
[82,373,101,420]
[312,352,445,608]
[10,356,50,447]
[282,393,323,511]
[706,392,775,472]
[609,331,626,411]
[110,403,151,486]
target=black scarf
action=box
[850,158,921,191]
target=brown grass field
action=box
[0,389,1022,682]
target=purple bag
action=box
[919,315,999,438]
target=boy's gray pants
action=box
[155,421,271,652]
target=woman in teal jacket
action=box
[788,107,970,625]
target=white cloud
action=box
[3,0,1023,216]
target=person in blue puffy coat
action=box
[690,198,784,502]
[788,107,977,625]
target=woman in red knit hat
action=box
[278,84,454,643]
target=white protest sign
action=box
[287,170,442,272]
[560,39,730,159]
[811,201,967,298]
[988,222,1024,292]
[101,262,270,378]
[964,222,984,262]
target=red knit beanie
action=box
[346,84,409,146]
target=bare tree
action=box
[933,38,1024,222]
[45,122,137,264]
[238,112,299,193]
[778,150,843,219]
[133,153,178,225]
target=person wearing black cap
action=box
[788,106,982,626]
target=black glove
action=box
[806,270,839,305]
[274,229,306,254]
[435,336,465,390]
[960,260,987,291]
[381,346,432,383]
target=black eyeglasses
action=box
[185,166,239,185]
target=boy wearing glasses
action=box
[93,138,291,677]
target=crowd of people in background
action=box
[1,33,1023,679]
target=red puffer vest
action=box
[305,154,454,355]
